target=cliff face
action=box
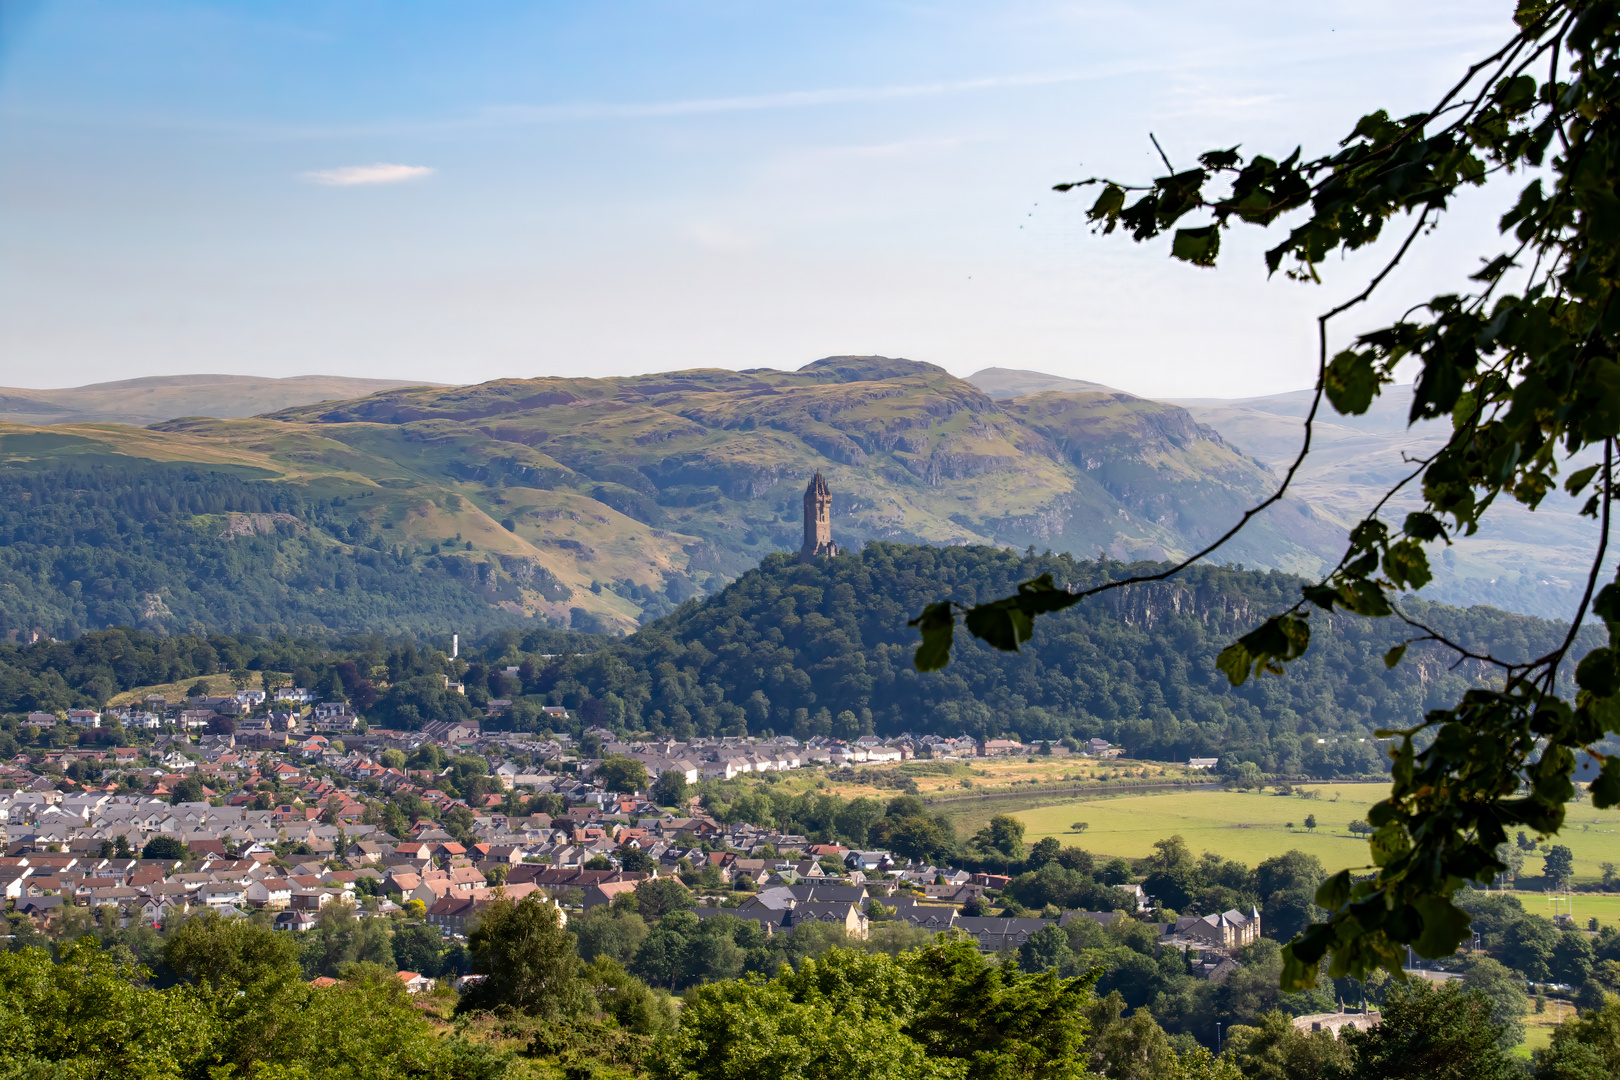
[3,357,1345,630]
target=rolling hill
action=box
[971,368,1611,620]
[0,374,447,428]
[0,356,1357,638]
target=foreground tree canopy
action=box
[913,0,1620,988]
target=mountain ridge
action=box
[0,357,1339,634]
[0,357,1595,635]
[0,374,450,428]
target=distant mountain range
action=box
[975,368,1607,621]
[0,358,1599,635]
[0,375,445,428]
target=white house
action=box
[245,878,294,909]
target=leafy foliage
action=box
[653,940,1096,1080]
[0,937,509,1080]
[913,0,1620,987]
[1342,979,1519,1080]
[458,892,587,1019]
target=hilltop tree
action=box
[1537,991,1620,1078]
[1463,957,1531,1051]
[165,911,301,995]
[910,0,1620,988]
[457,892,585,1018]
[632,877,696,923]
[170,775,206,805]
[391,921,445,977]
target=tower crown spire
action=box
[800,472,839,561]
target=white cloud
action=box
[302,163,434,186]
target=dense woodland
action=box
[0,462,533,639]
[0,542,1600,779]
[516,545,1596,775]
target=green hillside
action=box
[0,357,1346,637]
[975,368,1613,621]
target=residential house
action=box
[245,878,294,909]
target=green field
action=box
[1009,785,1620,893]
[1513,1001,1579,1059]
[1497,890,1620,930]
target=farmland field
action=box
[1513,1000,1578,1059]
[1002,785,1620,894]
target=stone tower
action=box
[800,472,839,561]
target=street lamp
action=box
[1216,1023,1222,1054]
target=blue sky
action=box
[0,1,1515,396]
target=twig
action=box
[1149,133,1175,174]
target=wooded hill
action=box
[503,544,1595,775]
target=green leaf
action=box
[1215,641,1254,686]
[1302,584,1340,610]
[1086,183,1126,227]
[908,602,957,673]
[1468,254,1517,282]
[1315,870,1353,910]
[1594,582,1620,628]
[1412,894,1472,958]
[1280,925,1336,992]
[1402,512,1447,542]
[953,574,1083,657]
[963,603,1034,653]
[1369,823,1410,867]
[1565,464,1601,495]
[1576,647,1619,698]
[1382,540,1432,591]
[1170,224,1220,266]
[1341,580,1394,618]
[1384,644,1407,669]
[1324,350,1381,415]
[1592,756,1620,810]
[1216,615,1312,685]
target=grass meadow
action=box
[997,784,1620,905]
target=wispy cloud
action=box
[302,163,434,186]
[480,71,1117,125]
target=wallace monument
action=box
[799,472,840,562]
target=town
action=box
[1,690,1277,974]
